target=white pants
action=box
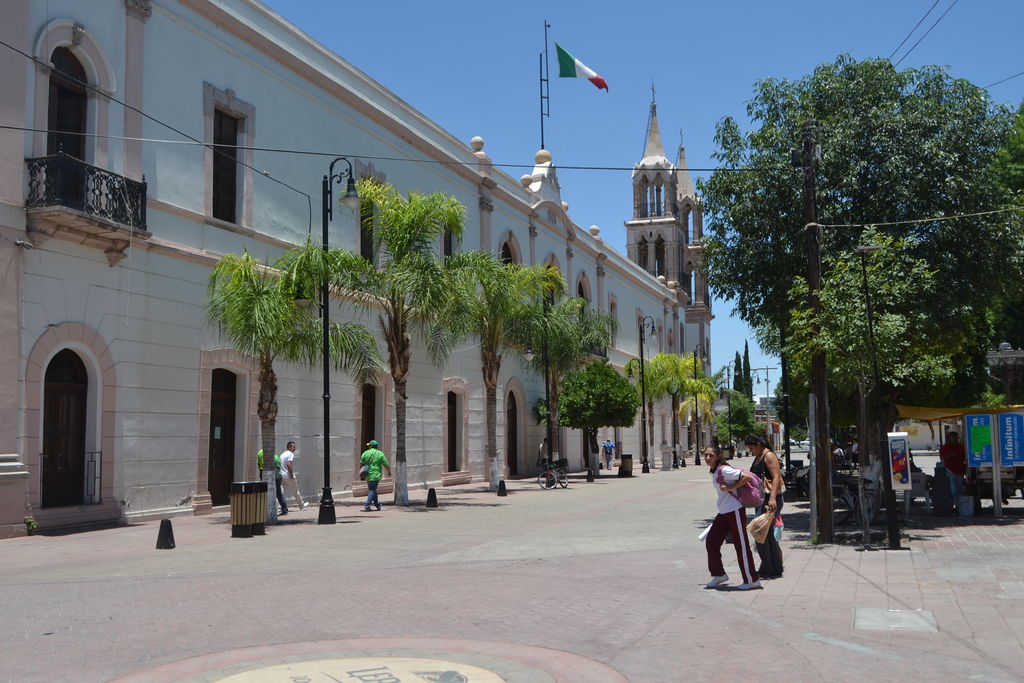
[282,477,304,509]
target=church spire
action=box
[642,101,667,163]
[676,131,695,200]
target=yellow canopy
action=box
[896,404,1024,421]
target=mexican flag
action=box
[555,43,608,92]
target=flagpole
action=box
[539,20,550,150]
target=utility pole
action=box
[798,120,832,543]
[780,328,792,471]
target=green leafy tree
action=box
[206,247,380,520]
[625,352,689,462]
[330,179,465,506]
[990,101,1024,350]
[786,230,952,459]
[559,361,640,474]
[439,255,563,489]
[714,388,757,446]
[700,55,1017,409]
[733,351,743,392]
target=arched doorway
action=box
[207,369,237,506]
[505,392,519,476]
[42,349,88,508]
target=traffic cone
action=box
[155,519,175,550]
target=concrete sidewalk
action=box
[2,460,1023,682]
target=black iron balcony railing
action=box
[26,151,147,230]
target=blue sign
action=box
[965,414,994,466]
[999,412,1024,466]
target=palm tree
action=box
[440,254,563,489]
[330,179,465,505]
[627,352,690,459]
[206,247,380,520]
[526,297,617,462]
[678,352,717,453]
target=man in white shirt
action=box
[279,441,308,511]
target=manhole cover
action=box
[217,657,501,682]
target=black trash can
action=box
[618,453,633,477]
[230,480,268,537]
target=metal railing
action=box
[26,151,147,230]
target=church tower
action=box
[624,101,713,367]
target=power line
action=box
[0,124,768,175]
[893,0,959,68]
[985,70,1024,89]
[888,0,941,61]
[816,204,1024,229]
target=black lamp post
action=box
[723,359,736,456]
[692,342,706,465]
[524,297,554,466]
[318,157,360,525]
[638,316,656,473]
[856,244,900,549]
[667,380,680,468]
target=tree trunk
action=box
[258,360,279,523]
[393,376,409,506]
[483,352,500,491]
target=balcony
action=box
[25,152,149,265]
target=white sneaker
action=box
[705,574,729,588]
[736,580,762,590]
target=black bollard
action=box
[497,480,508,496]
[426,487,438,508]
[155,518,175,549]
[586,469,595,482]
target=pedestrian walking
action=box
[279,441,308,511]
[257,448,288,514]
[601,438,615,470]
[703,444,760,590]
[745,434,784,579]
[360,439,391,511]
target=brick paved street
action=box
[3,457,1023,682]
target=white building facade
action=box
[0,0,706,535]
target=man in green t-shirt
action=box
[257,449,288,514]
[360,439,391,512]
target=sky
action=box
[262,0,1022,392]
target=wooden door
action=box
[42,350,87,508]
[207,369,236,506]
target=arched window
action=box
[637,237,649,271]
[48,47,87,160]
[500,241,515,264]
[639,177,650,218]
[654,236,666,277]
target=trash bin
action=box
[618,453,633,477]
[230,480,268,538]
[930,464,953,516]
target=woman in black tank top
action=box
[745,434,784,578]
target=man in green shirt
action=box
[257,448,288,514]
[360,439,391,512]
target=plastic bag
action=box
[746,511,773,544]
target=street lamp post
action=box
[637,316,656,473]
[723,359,736,456]
[692,342,706,465]
[524,298,554,466]
[856,244,900,550]
[667,380,680,468]
[318,157,360,525]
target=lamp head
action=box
[341,175,360,211]
[855,244,882,254]
[523,347,535,362]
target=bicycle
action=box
[538,458,569,489]
[832,470,878,526]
